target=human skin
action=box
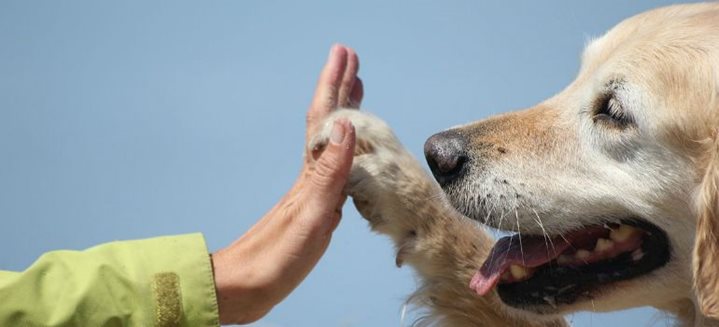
[210,44,363,325]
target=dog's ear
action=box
[694,131,719,319]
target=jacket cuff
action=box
[103,233,221,327]
[143,233,220,326]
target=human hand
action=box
[211,44,363,325]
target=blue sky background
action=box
[0,1,694,326]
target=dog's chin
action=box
[448,189,673,315]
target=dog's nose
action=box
[424,131,468,186]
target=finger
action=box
[307,45,348,139]
[348,77,363,109]
[337,48,360,108]
[307,119,356,212]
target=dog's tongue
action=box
[470,235,570,296]
[470,226,611,296]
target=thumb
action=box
[309,119,355,207]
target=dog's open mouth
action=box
[470,219,670,310]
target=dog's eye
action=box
[593,95,632,128]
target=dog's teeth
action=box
[610,224,637,242]
[631,249,645,261]
[557,254,572,265]
[575,249,591,260]
[594,238,614,252]
[509,264,532,280]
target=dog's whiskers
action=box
[496,206,509,232]
[515,210,525,265]
[531,208,557,255]
[503,222,515,268]
[483,197,498,226]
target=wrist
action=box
[211,247,274,325]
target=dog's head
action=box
[425,3,719,318]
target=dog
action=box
[311,3,719,326]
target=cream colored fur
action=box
[694,131,719,320]
[310,3,719,327]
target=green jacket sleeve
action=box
[0,233,220,327]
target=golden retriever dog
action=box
[310,3,718,327]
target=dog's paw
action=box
[308,108,402,158]
[308,109,436,230]
[309,109,403,219]
[308,110,408,211]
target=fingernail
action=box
[330,120,346,144]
